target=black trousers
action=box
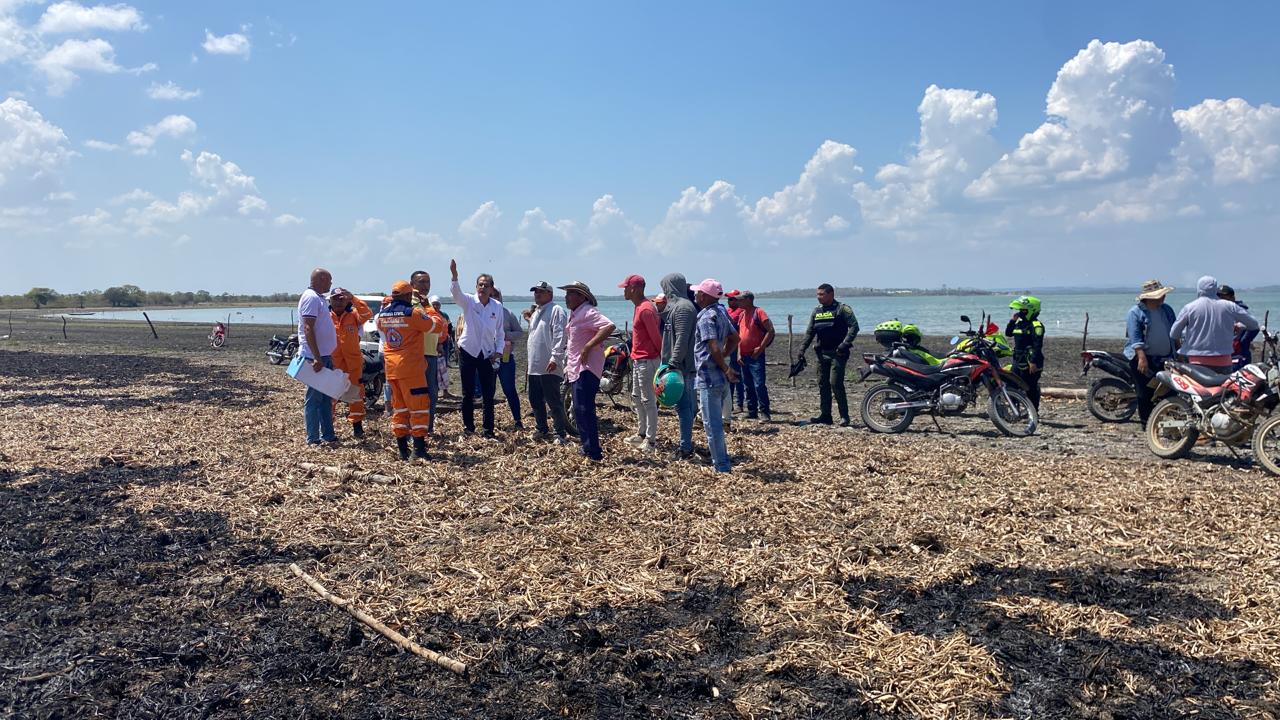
[1012,366,1043,409]
[1129,355,1167,427]
[816,349,850,421]
[527,373,570,438]
[459,348,497,432]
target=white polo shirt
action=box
[450,280,504,359]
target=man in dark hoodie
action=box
[660,273,699,459]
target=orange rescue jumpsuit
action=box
[331,296,374,424]
[376,299,447,438]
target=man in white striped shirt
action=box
[449,258,505,438]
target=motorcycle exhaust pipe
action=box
[881,401,932,412]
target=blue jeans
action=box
[425,355,439,434]
[699,385,731,472]
[572,370,602,460]
[498,354,522,426]
[740,352,770,415]
[676,371,696,452]
[304,355,337,444]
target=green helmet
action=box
[901,323,922,346]
[654,365,685,408]
[874,320,904,333]
[1009,295,1042,319]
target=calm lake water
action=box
[60,291,1279,340]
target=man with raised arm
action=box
[449,259,505,438]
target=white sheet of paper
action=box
[287,355,354,400]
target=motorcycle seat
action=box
[1171,362,1230,387]
[889,358,946,374]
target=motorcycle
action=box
[360,348,385,411]
[1076,313,1139,422]
[267,333,299,365]
[859,314,1039,437]
[1147,317,1280,466]
[208,323,226,349]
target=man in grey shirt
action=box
[523,282,571,443]
[1171,275,1259,371]
[660,273,698,459]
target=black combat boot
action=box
[412,436,430,460]
[396,437,410,460]
[352,421,364,439]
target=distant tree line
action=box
[0,285,296,310]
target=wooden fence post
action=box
[788,314,795,388]
[142,311,158,339]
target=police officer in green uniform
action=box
[797,283,860,426]
[1006,296,1045,409]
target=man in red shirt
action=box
[621,274,662,452]
[734,291,775,420]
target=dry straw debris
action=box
[1,340,1279,718]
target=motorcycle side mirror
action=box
[960,315,970,323]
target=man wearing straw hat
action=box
[560,281,616,462]
[1124,280,1178,428]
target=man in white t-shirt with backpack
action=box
[298,268,339,445]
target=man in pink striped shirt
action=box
[560,281,616,461]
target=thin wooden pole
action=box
[289,564,468,677]
[142,311,158,339]
[1082,312,1089,351]
[61,316,67,339]
[788,314,795,388]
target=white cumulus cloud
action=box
[147,80,200,100]
[37,2,146,34]
[509,207,575,256]
[0,97,71,203]
[1174,98,1280,185]
[273,213,304,226]
[967,40,1179,199]
[585,194,644,255]
[35,36,152,94]
[457,200,501,242]
[748,140,863,239]
[202,29,249,58]
[125,113,196,154]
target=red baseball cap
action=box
[617,274,645,289]
[725,289,742,298]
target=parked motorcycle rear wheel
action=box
[859,383,915,433]
[1087,377,1136,423]
[1146,397,1198,459]
[988,388,1038,437]
[1252,414,1280,476]
[269,351,285,365]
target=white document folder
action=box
[287,355,360,401]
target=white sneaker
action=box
[638,438,656,453]
[624,434,644,446]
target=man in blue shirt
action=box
[692,278,739,473]
[1123,280,1178,428]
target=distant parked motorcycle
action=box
[266,333,298,365]
[208,322,227,349]
[1078,315,1139,422]
[859,314,1038,437]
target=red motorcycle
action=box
[859,314,1039,436]
[1147,322,1280,464]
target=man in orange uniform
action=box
[377,280,448,460]
[329,288,374,438]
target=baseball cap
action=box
[692,278,724,298]
[617,274,645,289]
[529,281,553,293]
[725,289,741,298]
[391,280,413,295]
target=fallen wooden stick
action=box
[289,563,468,677]
[1042,387,1087,400]
[298,462,397,484]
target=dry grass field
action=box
[2,316,1278,718]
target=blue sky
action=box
[2,1,1278,295]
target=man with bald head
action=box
[299,268,339,445]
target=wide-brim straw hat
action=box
[557,281,597,306]
[1137,279,1174,301]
